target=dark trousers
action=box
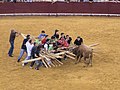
[30,56,36,67]
[30,59,42,69]
[8,41,14,56]
[30,61,35,67]
[35,61,42,69]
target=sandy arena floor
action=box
[0,16,120,90]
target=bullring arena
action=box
[0,1,120,90]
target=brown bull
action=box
[72,44,93,67]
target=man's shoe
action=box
[17,59,20,62]
[22,63,25,67]
[35,68,39,70]
[9,55,13,57]
[30,66,33,69]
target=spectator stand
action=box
[0,1,120,16]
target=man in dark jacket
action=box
[65,35,72,44]
[8,30,20,57]
[53,29,59,40]
[74,36,83,46]
[30,43,43,70]
[60,33,65,40]
[17,35,30,62]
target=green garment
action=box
[35,39,41,44]
[48,44,53,50]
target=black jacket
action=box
[9,32,17,42]
[21,38,29,50]
[74,38,83,46]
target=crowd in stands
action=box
[1,0,120,3]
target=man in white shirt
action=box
[22,39,34,66]
[44,39,51,52]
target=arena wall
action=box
[0,2,120,16]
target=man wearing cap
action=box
[17,35,30,62]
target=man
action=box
[59,33,65,40]
[30,42,38,68]
[30,43,43,70]
[50,36,58,50]
[17,35,30,62]
[74,36,83,46]
[41,35,48,45]
[65,35,72,45]
[22,39,34,66]
[8,29,20,57]
[53,29,59,40]
[38,30,46,39]
[44,39,50,52]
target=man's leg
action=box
[30,61,35,68]
[22,56,31,66]
[8,41,14,56]
[64,55,67,60]
[35,60,43,70]
[18,49,25,62]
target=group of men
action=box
[8,29,83,70]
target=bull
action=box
[72,43,99,67]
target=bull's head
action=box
[68,45,79,55]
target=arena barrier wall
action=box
[0,2,120,16]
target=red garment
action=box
[58,39,69,47]
[58,40,64,45]
[63,40,69,47]
[42,38,47,44]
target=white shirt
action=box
[44,43,48,51]
[26,41,34,56]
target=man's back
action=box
[21,39,28,50]
[26,41,34,56]
[9,31,17,42]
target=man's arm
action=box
[81,38,83,43]
[15,32,21,37]
[74,39,77,45]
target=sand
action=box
[0,16,120,90]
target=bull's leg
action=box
[86,59,90,67]
[83,57,87,67]
[89,55,92,67]
[84,57,90,67]
[79,55,83,62]
[78,55,82,63]
[86,54,93,67]
[75,55,80,64]
[82,53,88,67]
